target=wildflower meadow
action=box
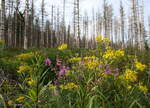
[0,36,150,108]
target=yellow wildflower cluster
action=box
[103,38,111,43]
[66,70,72,76]
[137,84,148,93]
[95,35,103,42]
[60,83,79,90]
[83,56,98,61]
[27,78,34,85]
[103,49,125,59]
[82,56,100,70]
[120,69,137,82]
[69,57,82,62]
[84,60,99,70]
[0,40,5,44]
[95,35,111,43]
[8,100,14,105]
[17,65,32,73]
[106,46,112,50]
[135,61,147,71]
[17,52,34,60]
[58,44,68,50]
[16,96,25,102]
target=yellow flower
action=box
[103,38,111,43]
[83,56,97,60]
[16,96,25,102]
[29,69,33,73]
[95,35,111,43]
[95,35,103,42]
[82,56,100,70]
[58,44,68,50]
[69,57,82,62]
[60,83,79,90]
[103,49,125,59]
[49,84,57,89]
[17,65,31,73]
[120,69,137,82]
[8,100,14,105]
[27,78,34,85]
[138,84,148,93]
[84,60,99,70]
[115,50,125,57]
[106,46,112,50]
[127,86,132,89]
[66,70,71,76]
[135,61,147,71]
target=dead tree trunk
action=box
[24,0,29,49]
[0,0,5,41]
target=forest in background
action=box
[0,0,150,50]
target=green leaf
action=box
[0,94,7,108]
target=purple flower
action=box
[99,64,103,68]
[113,68,119,77]
[80,60,84,64]
[54,80,59,86]
[57,66,69,77]
[104,66,112,74]
[44,58,51,66]
[114,72,119,77]
[56,59,62,66]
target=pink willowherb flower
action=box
[56,59,62,66]
[113,68,119,77]
[54,80,59,86]
[57,66,69,77]
[44,58,51,66]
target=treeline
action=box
[0,0,150,49]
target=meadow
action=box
[0,36,150,108]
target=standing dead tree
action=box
[120,1,125,48]
[0,0,5,41]
[41,0,45,47]
[73,0,81,48]
[24,0,29,49]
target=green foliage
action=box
[0,42,150,107]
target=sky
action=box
[34,0,150,28]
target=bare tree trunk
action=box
[149,16,150,36]
[103,0,107,37]
[51,5,54,48]
[0,0,5,41]
[139,0,145,50]
[7,0,13,46]
[24,0,29,49]
[120,1,125,48]
[67,25,70,48]
[30,0,34,47]
[41,0,45,47]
